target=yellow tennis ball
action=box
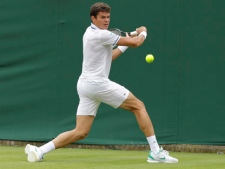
[146,54,154,63]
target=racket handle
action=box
[130,31,138,36]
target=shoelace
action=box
[162,150,169,155]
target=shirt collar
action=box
[90,23,100,30]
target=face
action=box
[92,12,110,29]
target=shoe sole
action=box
[147,159,178,163]
[147,159,160,163]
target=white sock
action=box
[146,135,160,154]
[39,141,55,154]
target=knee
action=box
[78,131,89,140]
[73,129,89,140]
[138,100,145,109]
[131,100,146,113]
[136,100,146,110]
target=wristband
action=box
[139,31,147,39]
[117,46,128,53]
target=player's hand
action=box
[125,32,132,38]
[136,26,147,34]
[125,32,136,38]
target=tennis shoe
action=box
[147,147,178,163]
[25,144,44,162]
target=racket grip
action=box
[130,31,138,36]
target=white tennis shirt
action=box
[79,23,120,82]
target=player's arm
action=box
[116,34,145,47]
[112,48,122,61]
[117,26,147,47]
[112,26,147,61]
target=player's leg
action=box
[119,92,159,152]
[119,92,154,137]
[25,115,95,162]
[52,115,95,148]
[25,79,99,162]
[97,80,178,163]
[119,92,178,163]
[95,80,160,153]
[93,80,155,139]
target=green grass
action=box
[0,145,224,169]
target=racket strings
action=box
[110,30,122,36]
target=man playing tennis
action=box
[25,2,178,163]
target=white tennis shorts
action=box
[76,78,130,116]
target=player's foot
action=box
[147,147,178,163]
[25,144,44,162]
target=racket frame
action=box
[109,28,137,36]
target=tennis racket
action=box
[109,28,137,36]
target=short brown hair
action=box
[90,2,111,18]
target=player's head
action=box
[90,2,111,18]
[90,2,111,29]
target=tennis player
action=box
[25,2,178,163]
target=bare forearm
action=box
[112,48,122,61]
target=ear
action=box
[91,15,97,22]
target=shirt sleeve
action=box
[99,30,120,46]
